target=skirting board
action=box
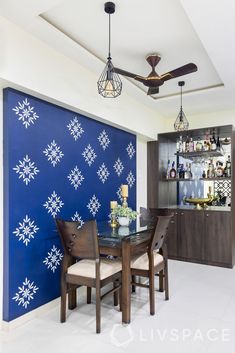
[1,297,60,331]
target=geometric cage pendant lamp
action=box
[97,2,122,98]
[174,81,189,131]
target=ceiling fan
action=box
[113,54,198,95]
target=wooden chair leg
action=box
[164,261,169,300]
[131,275,136,293]
[87,287,92,304]
[68,288,77,310]
[149,271,155,315]
[119,288,122,312]
[60,280,67,323]
[159,270,164,292]
[113,280,119,306]
[96,284,101,334]
[149,273,155,315]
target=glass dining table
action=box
[97,220,154,324]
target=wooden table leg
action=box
[121,238,131,324]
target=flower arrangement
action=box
[112,205,137,221]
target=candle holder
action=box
[121,185,128,208]
[122,197,128,208]
[110,210,118,228]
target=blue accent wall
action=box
[3,88,136,321]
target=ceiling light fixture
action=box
[97,2,122,98]
[174,81,189,131]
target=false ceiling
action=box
[0,0,235,118]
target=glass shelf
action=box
[200,177,231,181]
[163,177,231,182]
[175,149,224,160]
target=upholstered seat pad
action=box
[131,250,163,270]
[67,258,122,280]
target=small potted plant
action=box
[113,205,137,226]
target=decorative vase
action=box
[118,226,130,236]
[118,217,130,227]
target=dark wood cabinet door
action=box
[166,210,178,258]
[204,211,232,266]
[178,210,204,260]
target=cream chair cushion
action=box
[131,250,163,270]
[67,258,122,280]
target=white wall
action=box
[0,16,167,325]
[0,90,3,323]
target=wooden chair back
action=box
[140,207,169,227]
[55,219,99,260]
[150,215,172,252]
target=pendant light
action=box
[174,81,189,131]
[97,2,122,98]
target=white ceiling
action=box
[0,0,235,118]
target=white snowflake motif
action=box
[116,186,123,202]
[67,116,84,141]
[67,166,84,190]
[12,278,39,309]
[13,155,39,185]
[82,144,97,166]
[98,130,110,150]
[43,191,64,218]
[12,98,39,129]
[114,158,124,176]
[126,171,136,188]
[13,215,39,246]
[97,163,110,184]
[43,140,64,167]
[126,142,136,159]
[43,245,63,273]
[87,195,101,217]
[71,212,84,229]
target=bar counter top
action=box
[167,205,231,212]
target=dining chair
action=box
[131,214,172,315]
[139,206,169,227]
[55,219,122,333]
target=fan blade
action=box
[113,67,146,83]
[160,63,198,82]
[147,87,159,95]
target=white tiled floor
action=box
[1,260,235,353]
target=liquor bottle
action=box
[196,137,203,151]
[166,159,171,179]
[216,161,224,177]
[178,135,183,153]
[184,163,192,179]
[179,164,185,179]
[216,136,221,151]
[169,161,177,179]
[202,170,206,179]
[207,160,214,178]
[189,163,193,178]
[226,155,231,177]
[211,132,217,151]
[189,137,194,152]
[185,136,190,152]
[204,132,211,151]
[182,138,186,153]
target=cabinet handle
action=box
[175,212,178,215]
[181,212,184,215]
[206,214,209,217]
[170,220,175,224]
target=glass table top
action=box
[97,220,153,246]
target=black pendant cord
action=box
[180,85,183,121]
[108,13,111,59]
[180,85,183,110]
